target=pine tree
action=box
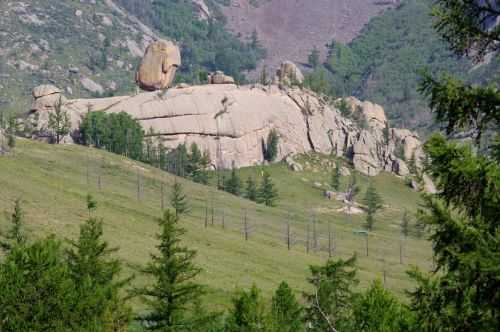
[330,160,341,191]
[362,182,383,231]
[264,130,280,162]
[0,198,26,252]
[6,116,16,150]
[224,168,242,196]
[226,285,268,332]
[408,2,500,330]
[170,181,189,217]
[66,196,131,331]
[345,173,360,204]
[257,171,278,207]
[353,280,412,331]
[270,281,303,332]
[308,46,320,68]
[135,210,204,331]
[305,256,358,332]
[245,177,258,202]
[0,237,75,331]
[48,97,71,144]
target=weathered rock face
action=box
[135,40,181,91]
[276,61,304,85]
[208,71,235,84]
[52,84,424,176]
[28,84,68,141]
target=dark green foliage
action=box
[66,198,131,331]
[135,210,205,331]
[127,0,266,83]
[346,173,360,203]
[79,111,144,160]
[264,130,280,162]
[408,3,500,329]
[304,256,358,332]
[245,177,258,202]
[383,122,390,146]
[353,280,413,332]
[226,285,269,332]
[0,237,75,332]
[307,0,500,132]
[170,181,189,217]
[0,199,26,252]
[48,97,71,144]
[335,98,351,118]
[257,171,278,207]
[164,143,211,183]
[224,168,242,196]
[303,68,332,96]
[431,0,500,61]
[308,46,320,68]
[362,182,383,231]
[330,160,341,191]
[270,282,303,332]
[418,72,500,143]
[6,116,16,149]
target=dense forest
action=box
[304,0,499,134]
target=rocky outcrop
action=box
[34,83,424,176]
[276,61,304,85]
[208,71,235,84]
[135,40,181,91]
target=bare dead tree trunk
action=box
[243,209,249,241]
[365,234,369,257]
[306,222,310,254]
[160,182,164,211]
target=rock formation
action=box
[208,71,236,84]
[276,61,304,85]
[135,40,181,91]
[32,82,425,177]
[26,85,67,141]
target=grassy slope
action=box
[0,140,431,311]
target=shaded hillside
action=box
[217,0,398,72]
[0,139,431,308]
[306,0,499,134]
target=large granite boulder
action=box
[59,84,424,176]
[208,71,235,84]
[135,40,181,91]
[31,84,64,112]
[276,61,304,85]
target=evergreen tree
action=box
[330,160,341,191]
[48,97,71,144]
[353,280,412,332]
[0,237,75,331]
[270,282,303,332]
[0,198,26,252]
[6,116,16,150]
[245,177,258,202]
[304,256,358,332]
[257,171,278,207]
[260,65,269,85]
[226,285,269,332]
[408,2,500,331]
[224,168,242,196]
[362,182,383,231]
[135,210,204,331]
[170,181,189,217]
[308,46,321,68]
[383,121,390,146]
[264,130,280,162]
[66,197,131,331]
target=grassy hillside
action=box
[0,140,431,311]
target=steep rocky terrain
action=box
[0,0,159,113]
[29,81,425,179]
[217,0,398,72]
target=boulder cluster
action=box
[26,40,426,179]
